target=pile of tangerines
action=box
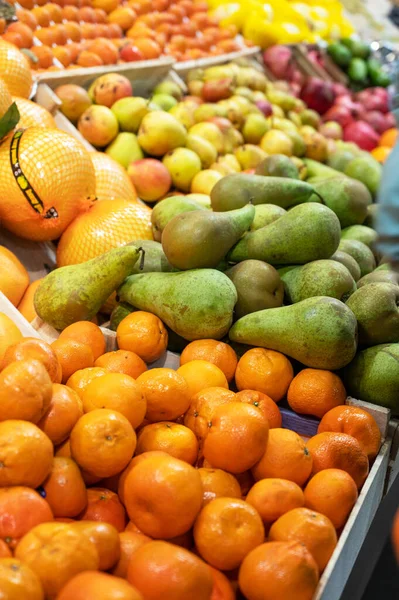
[1,0,248,70]
[0,303,382,599]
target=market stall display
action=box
[0,1,399,597]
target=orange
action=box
[64,21,82,42]
[304,468,358,529]
[117,451,169,506]
[194,497,264,571]
[379,127,398,148]
[252,428,313,487]
[70,409,136,478]
[31,6,51,27]
[112,531,151,578]
[392,508,399,564]
[14,522,99,598]
[0,487,53,550]
[136,422,199,464]
[95,349,147,379]
[209,567,235,600]
[371,145,391,163]
[184,387,236,450]
[0,39,32,97]
[29,45,54,69]
[16,8,38,30]
[57,199,152,267]
[2,31,25,48]
[0,127,96,242]
[180,340,238,383]
[246,478,305,528]
[57,571,143,600]
[307,432,369,489]
[0,420,53,488]
[0,313,22,362]
[318,405,381,461]
[17,279,42,322]
[235,348,294,402]
[73,521,120,570]
[198,467,241,506]
[58,321,105,361]
[42,457,87,518]
[0,540,11,558]
[123,454,203,539]
[66,366,107,399]
[238,541,319,600]
[79,487,127,532]
[127,540,213,600]
[92,0,119,13]
[236,389,282,428]
[177,360,228,399]
[52,338,94,383]
[203,402,269,474]
[287,369,347,419]
[2,337,62,383]
[77,50,104,67]
[82,372,146,429]
[0,359,52,423]
[117,311,168,363]
[107,6,137,30]
[87,38,119,64]
[37,383,83,445]
[269,507,337,572]
[0,246,29,306]
[132,37,162,58]
[136,368,191,422]
[90,152,137,202]
[7,22,33,48]
[0,558,44,600]
[55,439,71,459]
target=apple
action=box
[120,42,144,62]
[344,121,380,151]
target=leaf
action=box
[0,102,20,140]
[0,0,16,20]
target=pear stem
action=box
[139,247,145,271]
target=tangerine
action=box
[180,339,237,383]
[136,368,191,422]
[287,369,347,419]
[235,348,294,402]
[95,349,147,379]
[117,311,168,363]
[42,457,87,518]
[304,469,358,529]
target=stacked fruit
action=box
[0,300,382,598]
[2,0,248,70]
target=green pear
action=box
[35,245,141,330]
[331,251,361,282]
[110,302,135,330]
[342,343,399,413]
[194,103,226,123]
[364,203,379,227]
[225,260,284,319]
[169,104,196,130]
[153,81,183,101]
[234,145,268,170]
[228,203,341,265]
[162,204,255,270]
[138,111,187,156]
[266,89,296,111]
[151,196,206,242]
[128,239,175,274]
[310,177,372,228]
[230,296,357,370]
[162,148,202,192]
[300,109,321,128]
[346,283,399,346]
[151,93,178,112]
[338,239,376,277]
[186,134,217,169]
[186,193,212,209]
[327,149,357,172]
[255,155,299,179]
[105,132,143,169]
[111,97,149,133]
[242,113,270,144]
[340,225,378,248]
[357,270,399,288]
[280,260,356,303]
[118,269,237,341]
[189,122,224,154]
[304,158,344,180]
[344,156,382,196]
[211,174,320,212]
[250,205,287,231]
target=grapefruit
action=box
[0,40,32,98]
[90,152,137,202]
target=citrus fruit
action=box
[52,338,94,383]
[246,478,305,528]
[112,531,151,578]
[0,313,22,362]
[177,360,228,398]
[0,245,29,306]
[235,389,282,428]
[37,383,83,445]
[0,558,44,600]
[184,387,236,450]
[117,311,168,363]
[58,321,106,361]
[66,366,107,398]
[17,279,42,323]
[0,39,32,97]
[304,469,358,529]
[95,349,147,379]
[72,521,120,570]
[180,339,238,382]
[91,152,138,202]
[198,467,241,505]
[42,457,87,518]
[2,337,61,383]
[136,422,199,464]
[14,97,56,129]
[235,348,294,402]
[79,487,127,532]
[136,368,191,422]
[287,368,347,419]
[57,571,143,600]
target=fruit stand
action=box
[1,0,399,598]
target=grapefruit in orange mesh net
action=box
[0,77,12,121]
[57,199,152,266]
[13,97,56,129]
[0,40,32,97]
[90,152,137,202]
[0,128,96,242]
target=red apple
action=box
[344,121,380,151]
[202,78,234,102]
[120,42,144,62]
[127,158,172,202]
[363,111,392,134]
[263,45,293,79]
[323,105,354,128]
[332,82,351,98]
[255,100,273,117]
[356,88,389,113]
[300,77,336,115]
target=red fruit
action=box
[255,100,273,117]
[127,158,172,202]
[201,78,234,102]
[363,111,392,135]
[263,45,293,80]
[323,105,353,128]
[356,88,389,113]
[334,96,365,119]
[207,117,233,132]
[300,77,336,115]
[120,42,144,62]
[332,82,350,98]
[344,121,380,151]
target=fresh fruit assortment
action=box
[0,314,382,598]
[3,0,248,70]
[327,38,391,90]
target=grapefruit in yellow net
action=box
[0,40,32,98]
[13,97,56,129]
[0,127,96,241]
[57,198,153,266]
[90,152,137,202]
[0,77,12,120]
